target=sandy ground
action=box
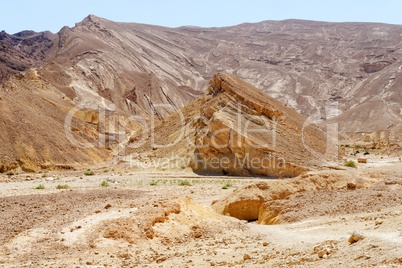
[0,156,401,267]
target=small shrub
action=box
[35,184,45,190]
[344,160,357,168]
[178,179,191,186]
[222,181,233,190]
[100,181,110,187]
[103,169,109,173]
[364,152,370,155]
[355,150,360,154]
[56,184,70,189]
[84,169,95,176]
[149,180,158,186]
[41,173,48,178]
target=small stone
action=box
[156,256,167,263]
[194,232,202,238]
[262,242,269,247]
[317,250,327,258]
[347,182,356,190]
[243,254,251,260]
[104,204,112,209]
[349,230,365,244]
[374,219,383,226]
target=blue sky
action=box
[1,0,401,34]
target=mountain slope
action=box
[4,15,402,129]
[35,15,402,131]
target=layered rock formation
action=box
[128,73,334,177]
[191,73,335,177]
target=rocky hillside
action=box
[4,15,402,129]
[1,15,402,172]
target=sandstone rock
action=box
[374,219,383,226]
[191,73,332,177]
[348,230,365,244]
[243,254,251,260]
[347,182,357,190]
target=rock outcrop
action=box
[191,73,333,177]
[127,73,335,177]
[212,171,355,223]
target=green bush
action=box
[178,179,192,186]
[100,180,110,187]
[344,160,357,168]
[41,173,48,178]
[149,180,158,186]
[35,184,45,190]
[84,169,95,176]
[56,184,70,189]
[364,152,370,155]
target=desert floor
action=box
[0,155,402,267]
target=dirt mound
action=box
[0,189,144,244]
[260,183,402,224]
[102,200,181,241]
[211,170,366,221]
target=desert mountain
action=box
[1,15,402,172]
[0,30,57,83]
[127,73,334,177]
[54,15,402,134]
[3,15,402,128]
